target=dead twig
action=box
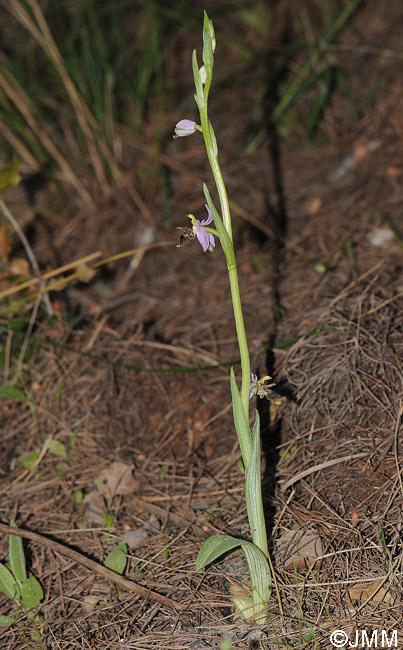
[0,523,186,611]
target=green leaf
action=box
[229,368,252,467]
[196,533,271,623]
[117,541,128,554]
[74,490,84,505]
[203,184,234,265]
[202,11,214,73]
[9,533,27,584]
[54,385,62,408]
[232,592,255,622]
[306,69,332,138]
[0,386,29,402]
[104,546,127,575]
[0,157,21,195]
[192,49,203,108]
[196,534,245,570]
[48,439,68,460]
[0,615,14,626]
[101,512,113,529]
[19,452,38,469]
[21,576,43,609]
[245,411,267,557]
[0,563,18,600]
[241,540,272,624]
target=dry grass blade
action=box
[0,251,102,300]
[281,452,368,491]
[0,198,53,316]
[6,0,107,187]
[0,67,92,202]
[3,0,156,224]
[0,115,40,169]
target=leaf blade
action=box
[245,411,267,557]
[229,368,252,467]
[0,563,18,600]
[9,533,27,584]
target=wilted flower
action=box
[174,119,197,137]
[249,373,281,404]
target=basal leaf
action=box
[245,411,267,557]
[195,534,243,570]
[104,546,127,575]
[241,541,272,624]
[0,563,18,600]
[196,534,271,623]
[21,576,43,609]
[48,439,68,460]
[0,386,28,402]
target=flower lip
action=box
[174,119,197,137]
[195,205,215,252]
[249,372,281,404]
[187,205,215,252]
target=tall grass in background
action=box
[0,0,168,192]
[0,0,380,194]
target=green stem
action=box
[199,104,232,241]
[199,100,250,417]
[227,264,251,419]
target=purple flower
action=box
[249,372,281,404]
[249,373,259,399]
[174,119,197,137]
[188,205,215,252]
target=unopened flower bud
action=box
[174,119,197,137]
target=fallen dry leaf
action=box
[307,197,322,215]
[82,489,106,525]
[275,526,324,571]
[351,509,359,527]
[120,527,148,549]
[348,581,394,605]
[97,462,139,498]
[10,257,30,277]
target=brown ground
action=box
[0,1,402,648]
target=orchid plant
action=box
[174,13,280,625]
